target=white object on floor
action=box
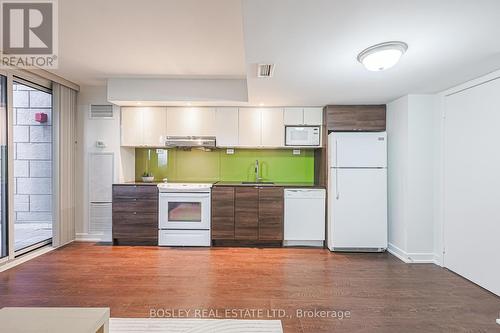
[0,307,109,333]
[110,318,283,333]
[284,188,326,247]
[497,318,500,325]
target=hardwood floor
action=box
[1,242,499,332]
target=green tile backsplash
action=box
[135,148,315,183]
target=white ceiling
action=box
[51,0,500,105]
[52,0,246,85]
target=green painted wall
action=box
[135,148,315,183]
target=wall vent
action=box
[90,104,114,119]
[257,63,275,77]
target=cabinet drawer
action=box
[113,212,157,225]
[113,185,158,199]
[113,199,157,213]
[112,211,158,245]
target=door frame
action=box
[0,68,55,265]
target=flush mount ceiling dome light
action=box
[357,41,408,71]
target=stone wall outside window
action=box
[13,83,53,227]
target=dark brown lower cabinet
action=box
[235,187,259,240]
[258,187,284,240]
[112,185,158,245]
[211,186,283,246]
[211,187,235,240]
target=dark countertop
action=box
[213,181,325,188]
[113,181,161,186]
[114,181,326,188]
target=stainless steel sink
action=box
[241,181,274,185]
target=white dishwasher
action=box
[284,188,326,247]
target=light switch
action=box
[95,140,106,148]
[226,148,235,155]
[293,149,301,155]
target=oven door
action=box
[159,192,210,230]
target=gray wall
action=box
[13,83,53,226]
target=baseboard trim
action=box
[283,240,324,247]
[388,243,411,263]
[76,233,111,242]
[0,245,54,272]
[388,243,438,264]
[433,254,443,266]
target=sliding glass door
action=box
[0,74,7,259]
[12,80,53,254]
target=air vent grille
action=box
[90,104,114,119]
[257,63,275,77]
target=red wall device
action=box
[35,112,48,123]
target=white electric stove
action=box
[157,182,212,193]
[157,183,213,246]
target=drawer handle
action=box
[133,212,137,215]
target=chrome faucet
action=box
[255,159,263,182]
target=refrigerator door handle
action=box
[335,139,340,199]
[335,169,340,200]
[335,139,339,168]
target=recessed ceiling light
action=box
[357,41,408,71]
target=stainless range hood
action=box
[164,136,216,148]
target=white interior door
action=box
[329,132,387,167]
[443,78,500,296]
[330,168,387,249]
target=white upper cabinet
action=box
[215,107,239,147]
[261,108,284,147]
[238,108,284,147]
[167,107,216,137]
[121,107,167,147]
[283,107,323,126]
[121,106,167,147]
[303,107,323,125]
[121,107,143,146]
[238,108,262,147]
[121,106,314,148]
[142,107,167,146]
[284,108,304,125]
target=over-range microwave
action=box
[285,126,321,146]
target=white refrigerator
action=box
[327,132,387,252]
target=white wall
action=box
[76,86,134,241]
[388,70,500,295]
[387,96,408,253]
[438,72,500,296]
[387,95,437,263]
